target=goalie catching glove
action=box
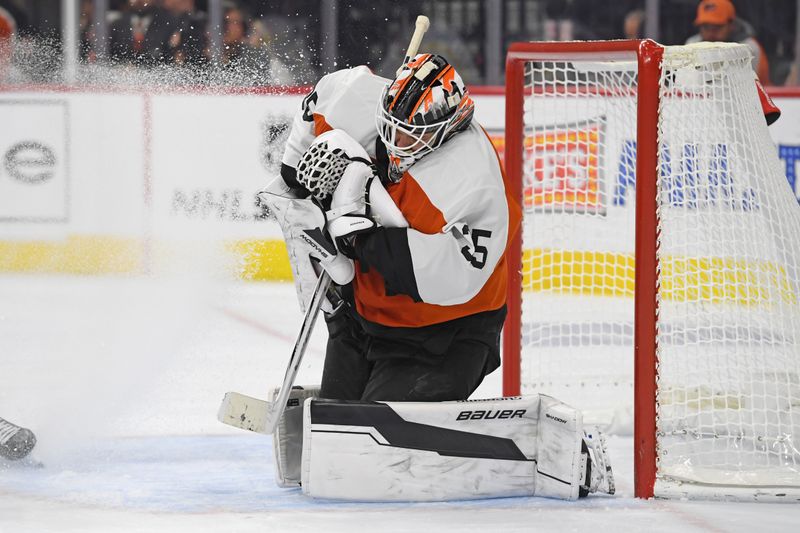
[297,129,380,257]
[261,129,406,313]
[297,129,407,257]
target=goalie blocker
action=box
[291,394,613,501]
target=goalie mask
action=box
[376,54,475,182]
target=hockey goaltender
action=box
[243,46,616,502]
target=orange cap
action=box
[695,0,736,25]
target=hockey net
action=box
[503,40,800,500]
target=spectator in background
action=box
[686,0,771,85]
[163,0,207,66]
[79,0,97,62]
[0,0,25,35]
[1,1,58,84]
[211,3,275,85]
[0,5,15,80]
[246,16,300,85]
[110,0,177,66]
[219,4,253,67]
[623,9,645,40]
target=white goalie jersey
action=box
[281,66,521,328]
[282,66,388,168]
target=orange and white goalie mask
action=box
[376,54,475,182]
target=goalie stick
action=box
[219,271,331,435]
[218,391,270,434]
[397,15,431,75]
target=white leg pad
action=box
[272,385,319,488]
[534,394,585,501]
[301,396,544,501]
[299,395,589,501]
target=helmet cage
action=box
[375,98,452,162]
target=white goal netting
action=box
[517,42,800,496]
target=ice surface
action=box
[1,276,798,532]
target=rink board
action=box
[0,87,798,280]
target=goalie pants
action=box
[320,297,505,402]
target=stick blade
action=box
[218,391,271,434]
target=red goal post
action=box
[504,39,660,499]
[503,39,800,500]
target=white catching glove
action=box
[285,128,409,261]
[259,191,354,313]
[319,132,408,257]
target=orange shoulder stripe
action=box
[387,174,446,235]
[313,113,333,136]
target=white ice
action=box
[1,275,798,532]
